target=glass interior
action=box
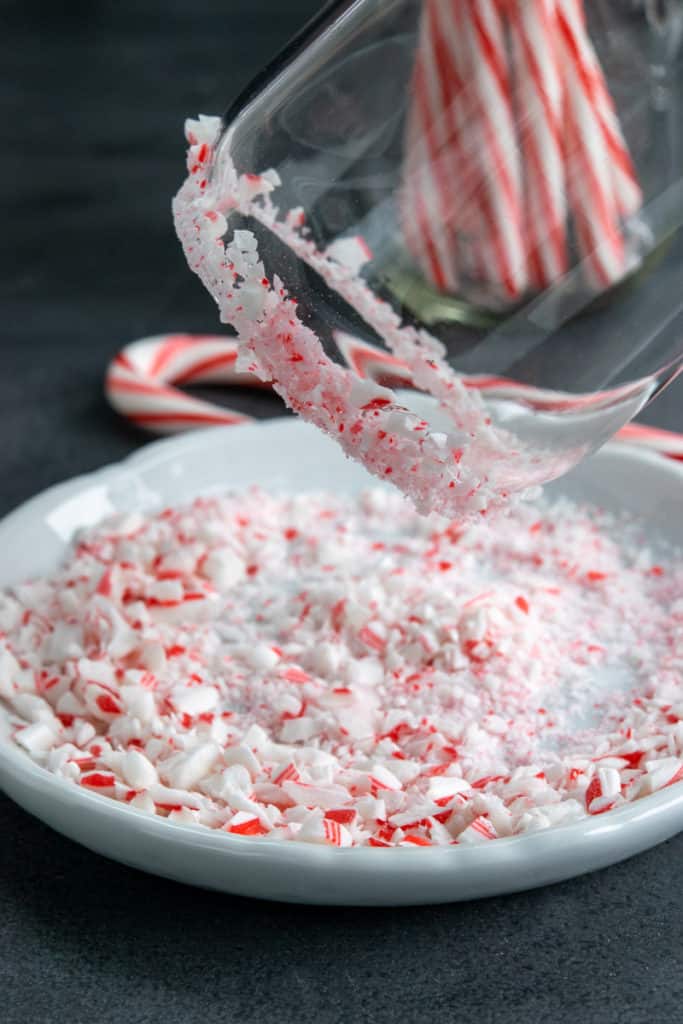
[211,0,683,487]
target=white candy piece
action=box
[15,720,59,754]
[120,686,156,724]
[202,548,246,589]
[129,792,156,815]
[161,743,221,790]
[11,693,57,724]
[171,686,218,716]
[122,749,159,789]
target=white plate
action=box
[0,417,682,905]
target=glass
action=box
[190,0,683,498]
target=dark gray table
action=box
[2,3,681,1022]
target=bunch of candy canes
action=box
[401,0,642,305]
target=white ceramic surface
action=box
[0,416,682,905]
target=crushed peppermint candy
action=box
[1,487,682,848]
[173,116,575,521]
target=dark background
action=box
[1,2,682,1022]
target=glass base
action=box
[382,237,673,332]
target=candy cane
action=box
[615,421,683,460]
[105,334,257,433]
[508,0,568,290]
[401,0,461,294]
[559,0,642,219]
[401,0,528,304]
[446,0,528,301]
[547,0,631,288]
[106,333,683,462]
[401,0,488,293]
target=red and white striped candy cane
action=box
[508,0,568,290]
[615,421,683,460]
[401,0,528,304]
[402,0,461,294]
[447,0,528,301]
[401,0,530,302]
[106,332,683,464]
[334,330,413,388]
[401,0,490,293]
[558,0,642,220]
[553,0,633,288]
[105,334,259,433]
